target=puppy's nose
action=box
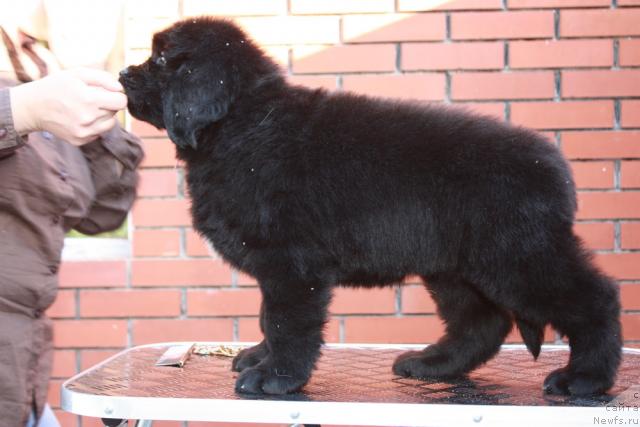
[119,67,130,78]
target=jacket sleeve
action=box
[0,88,25,158]
[73,125,144,235]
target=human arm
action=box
[9,68,127,145]
[0,87,23,156]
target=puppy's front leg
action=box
[232,301,269,372]
[235,280,330,394]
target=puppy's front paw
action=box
[235,363,308,395]
[232,341,268,372]
[543,367,613,396]
[392,350,463,379]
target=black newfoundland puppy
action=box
[120,17,621,396]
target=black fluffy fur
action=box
[120,17,622,396]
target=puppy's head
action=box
[120,17,279,149]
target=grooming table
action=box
[61,343,640,427]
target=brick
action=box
[237,271,259,286]
[342,13,446,43]
[52,350,76,378]
[236,16,340,45]
[292,44,396,74]
[126,0,179,18]
[506,325,556,344]
[595,253,640,280]
[508,0,610,7]
[55,411,78,427]
[140,139,177,168]
[621,284,640,310]
[561,9,640,37]
[402,42,504,71]
[125,48,152,67]
[577,192,640,220]
[109,422,179,427]
[622,161,640,188]
[402,285,438,314]
[288,75,338,90]
[622,314,640,340]
[133,229,181,257]
[262,46,289,67]
[186,229,215,257]
[139,423,182,427]
[80,350,119,370]
[402,276,422,285]
[54,320,127,347]
[188,423,268,427]
[570,161,615,189]
[451,71,554,100]
[621,101,640,128]
[126,18,175,49]
[451,11,554,40]
[237,317,262,342]
[344,316,444,343]
[453,102,506,120]
[80,290,181,317]
[621,222,640,249]
[620,0,640,4]
[183,0,285,16]
[132,198,191,227]
[47,379,63,407]
[237,317,340,342]
[573,222,615,250]
[510,101,614,130]
[130,119,166,138]
[342,74,445,101]
[291,0,394,14]
[132,319,234,345]
[562,131,640,160]
[138,169,178,197]
[59,261,127,288]
[510,39,613,69]
[330,287,396,315]
[81,419,106,427]
[398,0,503,11]
[620,39,640,66]
[132,259,234,286]
[562,70,640,98]
[46,290,75,318]
[187,289,262,316]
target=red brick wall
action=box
[51,0,640,425]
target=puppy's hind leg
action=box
[393,273,512,379]
[543,238,621,396]
[235,279,331,395]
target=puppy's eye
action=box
[156,55,167,66]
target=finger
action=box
[90,115,118,135]
[87,86,128,111]
[70,68,124,92]
[69,116,118,146]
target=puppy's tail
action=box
[515,317,544,360]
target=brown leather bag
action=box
[0,26,47,82]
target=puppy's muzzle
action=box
[119,67,131,78]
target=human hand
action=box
[9,68,127,145]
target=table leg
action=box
[101,418,126,427]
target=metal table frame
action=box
[61,343,640,427]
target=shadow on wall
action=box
[125,0,511,120]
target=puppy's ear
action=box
[162,65,233,149]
